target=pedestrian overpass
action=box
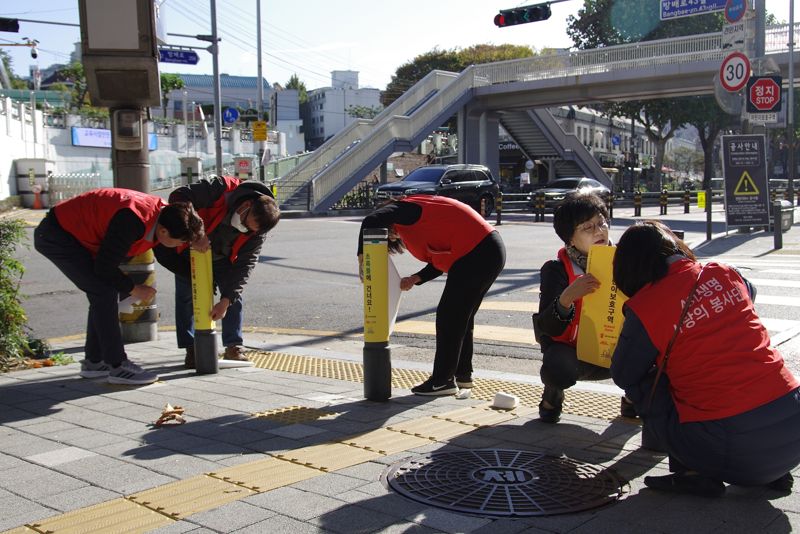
[275,24,799,213]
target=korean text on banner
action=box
[576,245,628,368]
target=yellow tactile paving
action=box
[127,475,255,520]
[432,405,518,427]
[338,428,433,455]
[275,442,382,472]
[251,405,341,424]
[208,457,321,492]
[27,498,172,534]
[387,417,477,442]
[2,527,37,534]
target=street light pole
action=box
[789,1,796,205]
[257,0,265,181]
[210,0,223,177]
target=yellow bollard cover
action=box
[363,235,389,343]
[190,249,215,331]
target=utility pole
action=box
[789,1,796,205]
[210,0,223,177]
[257,0,265,181]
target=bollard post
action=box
[706,185,713,241]
[634,190,642,217]
[660,189,668,215]
[362,228,392,401]
[774,200,784,250]
[607,194,614,220]
[684,188,690,214]
[536,191,545,222]
[190,248,219,375]
[119,250,158,342]
[495,192,502,226]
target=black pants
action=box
[34,212,126,366]
[430,231,505,381]
[540,342,611,391]
[643,372,800,486]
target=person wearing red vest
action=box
[33,188,204,385]
[533,192,629,423]
[357,195,505,395]
[612,221,800,497]
[155,176,280,368]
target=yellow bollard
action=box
[362,228,391,401]
[190,248,218,374]
[119,250,158,342]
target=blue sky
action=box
[1,0,794,91]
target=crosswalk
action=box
[392,255,800,349]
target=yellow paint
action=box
[393,320,536,345]
[190,249,215,331]
[576,245,627,368]
[362,235,389,343]
[479,301,536,312]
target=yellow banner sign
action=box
[697,190,706,209]
[252,120,267,141]
[576,245,627,368]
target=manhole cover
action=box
[384,449,625,517]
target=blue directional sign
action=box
[660,0,727,20]
[223,108,240,124]
[158,48,200,65]
[724,0,747,23]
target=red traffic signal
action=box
[494,3,552,28]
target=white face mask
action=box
[230,209,249,233]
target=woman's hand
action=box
[130,284,156,303]
[559,274,600,308]
[210,297,231,321]
[400,275,420,291]
[190,235,211,252]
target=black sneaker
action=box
[538,385,564,424]
[767,473,793,492]
[411,378,458,396]
[455,375,473,389]
[620,396,638,418]
[644,472,725,498]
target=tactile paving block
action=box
[251,405,341,424]
[338,428,433,455]
[128,475,255,519]
[432,405,518,427]
[387,417,476,442]
[275,442,382,472]
[27,498,172,534]
[209,457,321,492]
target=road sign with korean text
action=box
[661,0,726,20]
[158,48,199,65]
[721,134,769,227]
[746,76,782,113]
[252,120,267,141]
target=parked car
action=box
[528,177,611,211]
[373,164,500,216]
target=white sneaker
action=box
[107,360,158,385]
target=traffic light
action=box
[494,3,552,28]
[0,17,19,32]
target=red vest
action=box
[626,259,798,422]
[179,176,251,263]
[54,188,165,258]
[551,247,583,347]
[395,195,494,272]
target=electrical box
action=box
[112,109,144,151]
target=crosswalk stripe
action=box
[761,269,800,275]
[480,301,536,312]
[756,295,800,307]
[761,317,800,332]
[747,278,800,288]
[394,320,536,345]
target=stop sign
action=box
[747,76,782,112]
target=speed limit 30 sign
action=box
[719,51,751,92]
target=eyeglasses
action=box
[576,219,609,234]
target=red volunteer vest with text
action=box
[626,259,798,422]
[550,247,583,347]
[394,195,493,273]
[54,188,165,258]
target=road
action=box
[14,204,800,376]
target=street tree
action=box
[0,50,27,89]
[286,74,308,105]
[160,73,184,119]
[382,44,535,107]
[567,0,723,189]
[54,62,89,109]
[346,105,382,119]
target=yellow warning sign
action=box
[733,171,760,196]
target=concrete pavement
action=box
[1,206,800,533]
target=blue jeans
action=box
[174,275,243,349]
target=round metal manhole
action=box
[383,449,625,517]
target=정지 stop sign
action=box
[746,76,782,113]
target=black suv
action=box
[373,164,500,216]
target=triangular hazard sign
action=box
[733,171,760,196]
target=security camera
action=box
[30,46,37,59]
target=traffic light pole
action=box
[256,0,266,182]
[789,1,796,205]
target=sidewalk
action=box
[1,329,798,533]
